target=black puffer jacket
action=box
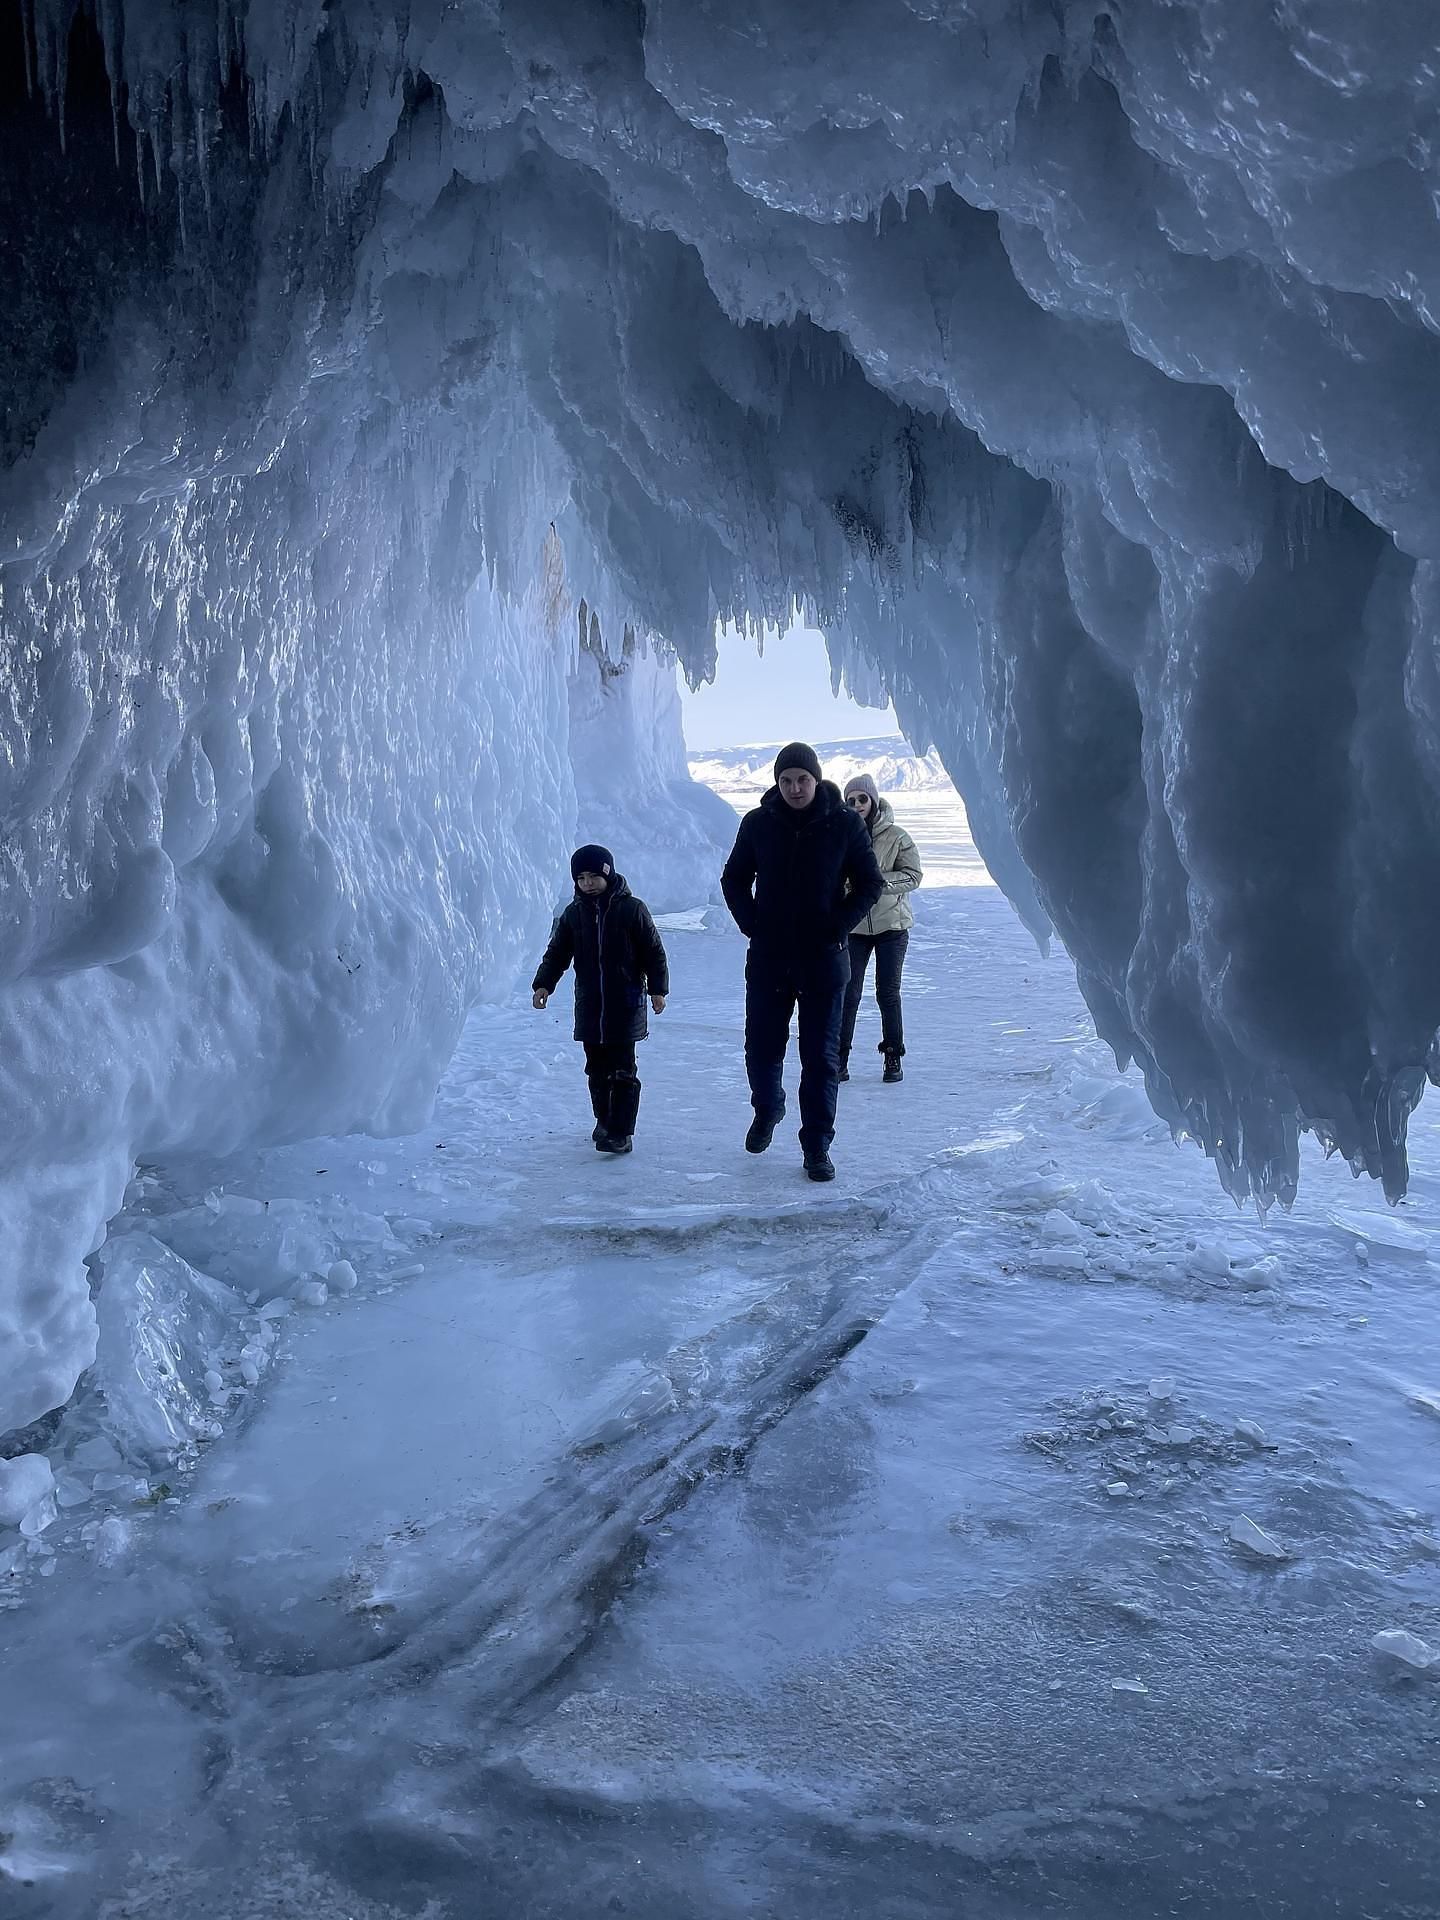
[533,874,669,1045]
[721,781,885,958]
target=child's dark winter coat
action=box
[532,874,669,1043]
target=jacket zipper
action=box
[595,898,608,1040]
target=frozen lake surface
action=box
[4,796,1440,1916]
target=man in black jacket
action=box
[532,845,669,1154]
[721,743,885,1181]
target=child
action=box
[531,845,669,1154]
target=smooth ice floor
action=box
[4,871,1440,1916]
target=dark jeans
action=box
[583,1040,641,1135]
[840,929,909,1058]
[744,943,849,1153]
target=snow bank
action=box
[8,0,1440,1417]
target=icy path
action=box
[5,888,1440,1917]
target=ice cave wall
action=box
[6,0,1440,1427]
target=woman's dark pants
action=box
[839,929,909,1059]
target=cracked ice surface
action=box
[7,2,1440,1423]
[4,890,1440,1916]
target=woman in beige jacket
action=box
[838,774,923,1082]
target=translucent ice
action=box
[0,1456,55,1530]
[1372,1629,1440,1674]
[1228,1516,1292,1563]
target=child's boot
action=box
[597,1069,641,1153]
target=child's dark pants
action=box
[583,1040,642,1137]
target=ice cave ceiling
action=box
[4,0,1440,1425]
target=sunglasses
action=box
[847,794,872,807]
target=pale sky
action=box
[680,621,896,751]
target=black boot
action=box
[746,1110,782,1154]
[882,1047,904,1084]
[803,1148,836,1182]
[837,1054,850,1083]
[589,1075,608,1144]
[597,1070,641,1153]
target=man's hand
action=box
[650,993,667,1014]
[532,989,549,1010]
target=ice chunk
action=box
[1148,1377,1175,1402]
[1328,1211,1430,1263]
[1233,1418,1268,1447]
[1190,1240,1232,1278]
[1039,1210,1086,1244]
[327,1260,359,1294]
[292,1280,329,1309]
[18,1496,57,1539]
[89,1516,132,1565]
[0,1455,55,1529]
[1111,1678,1149,1696]
[1372,1630,1439,1674]
[572,1360,679,1450]
[1228,1516,1292,1562]
[92,1230,247,1464]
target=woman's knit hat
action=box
[773,741,823,784]
[843,773,881,811]
[571,844,614,880]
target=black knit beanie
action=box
[571,844,614,881]
[773,741,823,784]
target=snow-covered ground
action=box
[4,795,1440,1916]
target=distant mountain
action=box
[688,734,953,800]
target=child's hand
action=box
[532,990,549,1010]
[650,994,667,1014]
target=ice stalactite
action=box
[6,0,1440,1425]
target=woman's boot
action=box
[882,1046,904,1084]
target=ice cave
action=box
[4,3,1440,1915]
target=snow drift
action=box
[5,0,1440,1426]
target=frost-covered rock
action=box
[0,1455,55,1530]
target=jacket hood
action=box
[872,794,895,830]
[758,778,845,818]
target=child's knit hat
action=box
[571,844,614,880]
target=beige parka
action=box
[855,795,923,936]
